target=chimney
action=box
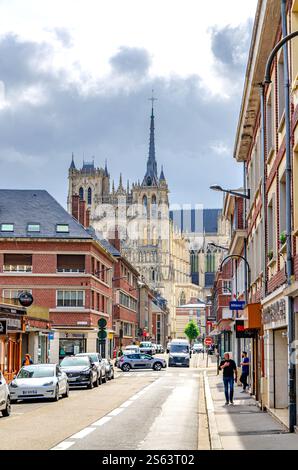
[86,208,90,228]
[109,227,121,251]
[79,199,87,227]
[72,194,80,221]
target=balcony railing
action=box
[3,265,32,273]
[57,268,85,273]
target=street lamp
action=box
[207,242,229,251]
[210,185,250,200]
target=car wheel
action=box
[153,362,162,371]
[94,375,99,387]
[88,376,94,389]
[110,370,114,380]
[121,363,131,372]
[52,385,59,401]
[63,384,70,398]
[102,374,107,383]
[2,397,11,417]
[98,373,103,385]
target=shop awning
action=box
[217,318,234,332]
[209,329,220,336]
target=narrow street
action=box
[0,356,203,450]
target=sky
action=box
[0,0,258,210]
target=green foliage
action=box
[184,320,200,342]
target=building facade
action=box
[0,190,115,367]
[67,104,197,339]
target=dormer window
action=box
[27,224,40,232]
[56,224,69,233]
[1,224,14,232]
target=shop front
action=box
[49,328,98,363]
[0,302,26,382]
[216,319,234,358]
[262,292,288,426]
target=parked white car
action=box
[0,371,11,417]
[9,364,69,402]
[124,345,140,354]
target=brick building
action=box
[0,190,115,367]
[225,0,298,427]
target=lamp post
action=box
[259,1,298,432]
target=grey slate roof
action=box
[86,227,121,257]
[0,190,92,239]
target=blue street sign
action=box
[229,301,246,311]
[48,333,54,340]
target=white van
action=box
[168,339,190,367]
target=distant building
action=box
[170,207,230,299]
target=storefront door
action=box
[273,329,288,409]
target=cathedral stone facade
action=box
[67,104,201,338]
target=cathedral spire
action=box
[69,152,76,170]
[104,159,109,177]
[160,165,165,181]
[142,90,159,187]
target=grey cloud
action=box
[53,28,73,47]
[0,35,243,209]
[0,33,52,89]
[109,46,151,76]
[210,20,253,82]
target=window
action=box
[87,187,92,205]
[278,52,285,123]
[267,196,276,257]
[266,92,274,154]
[279,173,286,238]
[57,290,84,307]
[222,281,232,293]
[1,224,14,232]
[119,291,137,311]
[57,254,85,273]
[56,224,69,233]
[142,195,147,215]
[151,195,157,217]
[27,224,40,232]
[3,289,32,301]
[205,251,215,272]
[180,291,186,305]
[123,322,132,337]
[3,254,32,272]
[79,187,84,200]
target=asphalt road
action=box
[0,354,202,450]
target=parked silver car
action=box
[9,364,69,402]
[75,353,107,384]
[102,358,114,380]
[0,371,11,417]
[119,353,167,372]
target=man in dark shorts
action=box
[219,352,237,405]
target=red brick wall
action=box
[267,269,286,294]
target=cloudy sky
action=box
[0,0,258,210]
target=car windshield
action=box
[60,357,89,367]
[18,366,54,378]
[170,345,189,353]
[77,354,98,362]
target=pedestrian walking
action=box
[219,352,237,405]
[240,351,249,392]
[22,353,33,366]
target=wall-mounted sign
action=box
[262,299,286,324]
[235,320,256,339]
[230,301,246,311]
[0,318,22,333]
[18,291,34,308]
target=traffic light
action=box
[97,318,107,341]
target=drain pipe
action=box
[281,0,296,433]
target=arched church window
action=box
[87,187,92,205]
[79,187,84,200]
[180,291,186,306]
[143,195,148,216]
[151,195,157,217]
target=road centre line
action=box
[70,427,96,439]
[51,441,75,450]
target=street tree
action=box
[184,320,200,347]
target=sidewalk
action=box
[203,360,298,450]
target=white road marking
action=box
[93,416,112,426]
[52,441,75,450]
[70,427,96,439]
[108,407,123,417]
[120,400,133,408]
